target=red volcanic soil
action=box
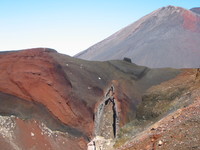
[0,116,87,150]
[0,48,93,136]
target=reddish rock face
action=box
[111,80,137,126]
[182,9,200,32]
[0,48,93,136]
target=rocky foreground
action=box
[0,48,199,150]
[115,68,200,150]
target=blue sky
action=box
[0,0,199,56]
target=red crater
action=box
[0,48,93,136]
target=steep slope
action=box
[75,6,200,68]
[0,48,181,149]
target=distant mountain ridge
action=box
[190,7,200,14]
[75,6,200,68]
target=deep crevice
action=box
[112,99,117,138]
[94,85,119,139]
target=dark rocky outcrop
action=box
[123,57,132,63]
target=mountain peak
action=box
[76,6,200,68]
[164,5,180,9]
[158,5,186,14]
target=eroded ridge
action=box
[95,85,119,139]
[88,86,119,150]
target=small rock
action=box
[151,128,156,131]
[158,140,163,146]
[31,132,35,137]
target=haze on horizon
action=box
[0,0,199,56]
